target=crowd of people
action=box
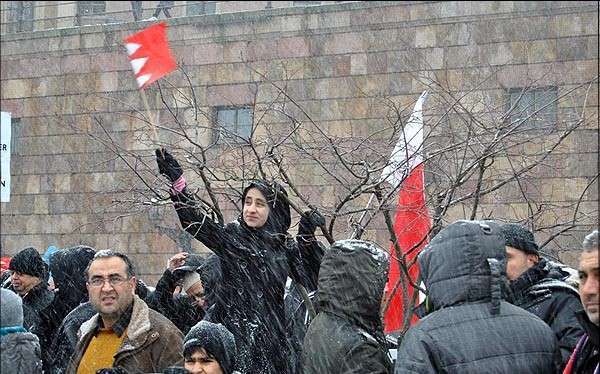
[0,149,597,374]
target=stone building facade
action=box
[1,1,598,282]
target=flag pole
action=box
[140,89,159,145]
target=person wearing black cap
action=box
[156,149,324,374]
[501,222,584,368]
[183,321,237,374]
[7,247,54,334]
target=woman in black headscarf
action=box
[156,149,323,374]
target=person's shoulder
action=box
[147,308,184,336]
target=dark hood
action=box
[316,239,389,333]
[197,254,222,307]
[50,246,95,291]
[419,220,508,311]
[240,180,291,235]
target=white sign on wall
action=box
[1,112,11,203]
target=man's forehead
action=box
[579,250,599,269]
[88,257,128,275]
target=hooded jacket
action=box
[1,330,43,373]
[395,220,560,374]
[510,258,584,366]
[66,295,183,374]
[184,320,237,374]
[302,239,392,374]
[171,180,313,374]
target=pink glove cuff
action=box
[170,175,186,194]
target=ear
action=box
[130,276,137,295]
[526,254,539,266]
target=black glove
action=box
[298,209,326,236]
[156,148,183,183]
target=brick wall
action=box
[1,1,598,282]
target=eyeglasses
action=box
[87,275,129,288]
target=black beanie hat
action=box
[500,223,539,256]
[183,321,236,374]
[8,247,46,279]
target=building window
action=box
[186,1,217,16]
[8,1,35,33]
[77,1,106,16]
[506,87,558,130]
[214,107,253,144]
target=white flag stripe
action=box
[380,91,428,189]
[130,57,148,75]
[125,43,141,56]
[136,74,152,88]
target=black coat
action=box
[510,258,585,366]
[395,220,561,374]
[302,240,392,374]
[46,301,96,374]
[567,310,599,374]
[171,181,314,374]
[154,269,205,334]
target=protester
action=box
[395,220,560,373]
[1,288,43,373]
[183,320,237,374]
[66,250,183,374]
[38,245,96,371]
[156,148,322,374]
[154,252,207,334]
[42,245,60,291]
[501,223,584,366]
[7,247,54,334]
[302,239,392,374]
[47,301,96,374]
[564,230,599,374]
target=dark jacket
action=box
[7,283,54,334]
[171,180,314,374]
[46,301,96,374]
[510,258,585,366]
[564,310,599,374]
[302,239,392,374]
[66,296,184,374]
[154,268,205,334]
[395,220,560,374]
[1,329,43,373]
[39,246,95,371]
[287,226,326,374]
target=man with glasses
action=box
[66,250,183,374]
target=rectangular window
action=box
[506,86,558,130]
[8,1,35,33]
[186,1,217,16]
[77,1,106,16]
[214,107,253,144]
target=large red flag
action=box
[124,22,176,89]
[380,92,431,333]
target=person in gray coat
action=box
[395,220,561,374]
[302,239,393,374]
[1,288,43,373]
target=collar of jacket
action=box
[79,296,158,354]
[576,309,599,348]
[510,258,549,296]
[94,303,133,337]
[0,326,27,336]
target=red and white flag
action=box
[124,22,176,89]
[381,91,431,333]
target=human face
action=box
[579,250,599,325]
[86,257,136,327]
[243,188,269,228]
[10,271,41,296]
[505,246,538,281]
[184,347,224,374]
[187,281,206,309]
